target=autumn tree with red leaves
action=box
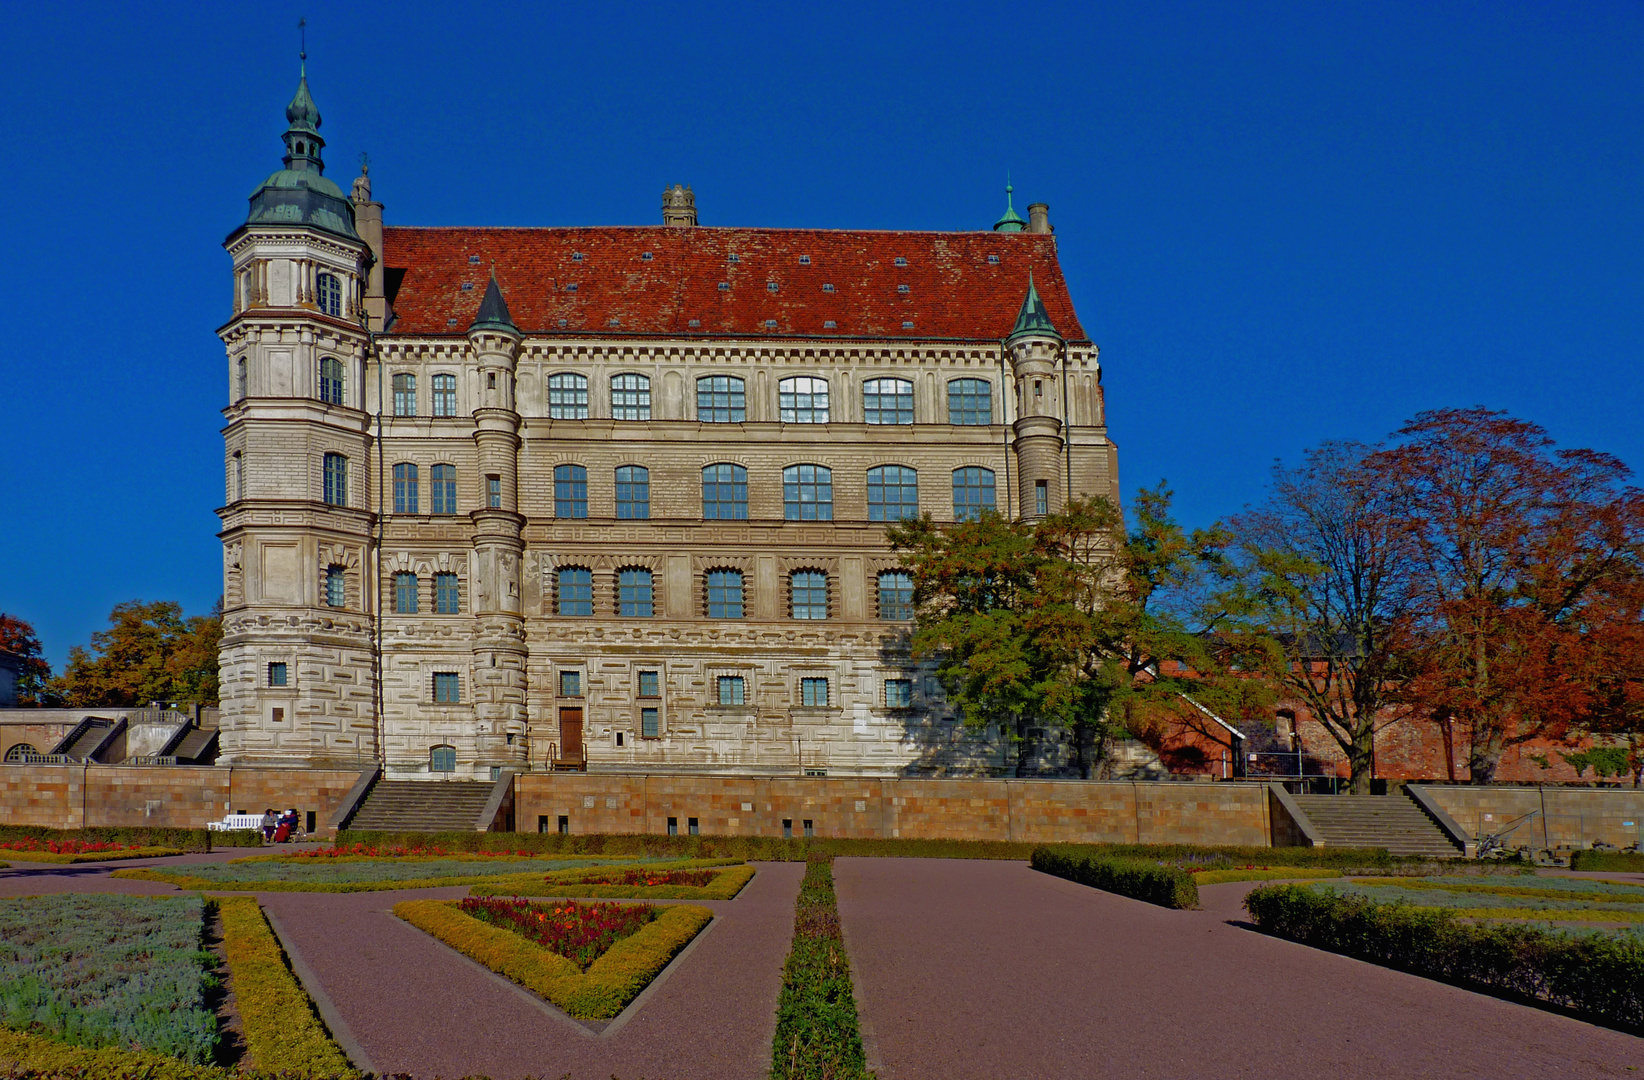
[0,613,54,705]
[1369,408,1644,783]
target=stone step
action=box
[1287,794,1463,857]
[347,780,497,833]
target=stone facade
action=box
[218,71,1117,779]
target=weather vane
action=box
[298,17,307,64]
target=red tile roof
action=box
[380,226,1089,343]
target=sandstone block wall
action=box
[512,774,1275,846]
[1415,785,1644,850]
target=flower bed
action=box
[394,898,711,1019]
[468,860,755,900]
[0,894,218,1062]
[0,824,222,852]
[1245,882,1644,1032]
[290,842,574,859]
[113,855,627,892]
[457,897,657,969]
[770,855,872,1080]
[2,841,185,864]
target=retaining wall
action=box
[512,773,1277,846]
[1414,785,1644,850]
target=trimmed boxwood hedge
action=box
[1244,883,1644,1033]
[1192,867,1342,886]
[216,897,357,1077]
[0,824,231,851]
[393,898,712,1019]
[770,855,873,1080]
[0,845,184,864]
[1031,846,1200,909]
[1570,850,1644,873]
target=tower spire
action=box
[1007,272,1062,343]
[994,174,1027,232]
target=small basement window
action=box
[783,819,793,837]
[668,817,678,836]
[688,817,700,836]
[558,815,569,834]
[803,819,815,837]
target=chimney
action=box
[662,184,698,227]
[1027,203,1051,234]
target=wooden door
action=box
[559,707,584,762]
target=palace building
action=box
[217,68,1118,778]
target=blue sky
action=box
[0,1,1638,668]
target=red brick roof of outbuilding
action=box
[379,226,1090,343]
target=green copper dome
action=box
[994,180,1026,233]
[245,66,358,241]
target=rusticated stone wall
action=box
[513,773,1276,846]
[0,765,362,834]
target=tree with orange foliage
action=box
[0,613,54,705]
[50,600,221,708]
[1369,408,1643,783]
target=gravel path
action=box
[833,858,1644,1080]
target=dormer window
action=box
[642,251,654,261]
[689,319,701,328]
[767,282,779,292]
[316,273,342,317]
[718,282,729,291]
[822,283,835,293]
[461,282,474,291]
[897,284,910,294]
[572,252,584,262]
[823,320,837,329]
[987,254,1000,265]
[566,283,578,292]
[727,253,740,264]
[798,255,811,265]
[894,257,908,267]
[468,255,481,265]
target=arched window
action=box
[867,465,918,521]
[435,572,460,614]
[236,358,247,401]
[322,453,348,506]
[556,567,593,616]
[863,378,913,425]
[702,464,748,520]
[393,463,419,514]
[431,374,457,417]
[611,374,651,420]
[316,272,342,317]
[697,375,746,423]
[548,373,589,419]
[952,467,996,521]
[616,466,649,519]
[319,357,345,406]
[618,568,654,617]
[878,571,914,621]
[4,743,38,762]
[706,569,745,619]
[790,570,829,620]
[778,376,829,423]
[555,464,588,518]
[394,572,419,614]
[948,378,992,425]
[392,373,417,416]
[325,565,345,608]
[783,464,833,521]
[430,745,457,771]
[430,464,457,515]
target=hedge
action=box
[1244,884,1644,1033]
[0,846,184,864]
[0,824,224,851]
[1571,850,1644,873]
[216,897,358,1077]
[470,862,756,900]
[393,898,711,1019]
[1192,867,1342,886]
[1031,846,1200,909]
[115,862,617,893]
[770,856,873,1080]
[0,1026,233,1080]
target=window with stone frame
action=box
[778,376,830,423]
[637,670,661,698]
[885,678,914,708]
[393,462,419,514]
[556,567,593,617]
[559,670,582,697]
[717,675,746,706]
[322,453,348,506]
[431,373,458,417]
[394,572,419,614]
[640,707,660,737]
[863,377,914,425]
[952,466,996,521]
[877,571,914,621]
[701,464,748,520]
[319,357,345,405]
[435,572,460,614]
[696,375,746,423]
[705,569,744,619]
[800,677,829,707]
[316,272,343,317]
[548,373,589,419]
[617,567,654,617]
[783,464,833,521]
[555,464,588,518]
[432,674,460,704]
[430,463,458,515]
[789,570,829,620]
[866,465,918,520]
[236,358,247,401]
[325,565,346,608]
[610,373,651,420]
[429,744,457,770]
[268,662,288,687]
[392,373,417,416]
[615,465,649,519]
[947,377,993,425]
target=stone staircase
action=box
[344,780,497,833]
[50,719,119,762]
[1288,793,1463,858]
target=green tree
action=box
[0,613,54,706]
[887,486,1253,777]
[51,600,222,708]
